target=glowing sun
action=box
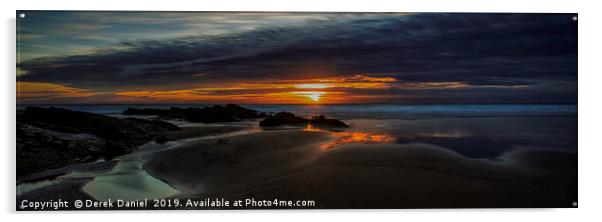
[293,91,325,102]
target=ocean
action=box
[16,104,577,119]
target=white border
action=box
[3,0,601,221]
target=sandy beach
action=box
[16,112,577,209]
[145,125,577,208]
[164,126,250,141]
[16,125,253,209]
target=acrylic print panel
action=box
[16,11,577,210]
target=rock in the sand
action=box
[125,117,180,131]
[122,104,265,123]
[223,104,267,119]
[259,112,349,128]
[309,115,350,128]
[17,107,180,178]
[258,112,306,127]
[17,123,105,177]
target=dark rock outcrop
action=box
[258,112,306,127]
[17,107,179,178]
[309,115,350,128]
[125,117,180,131]
[17,123,104,178]
[223,104,265,119]
[259,112,349,128]
[122,104,265,123]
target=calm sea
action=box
[16,104,577,120]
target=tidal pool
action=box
[81,130,260,201]
[82,142,179,201]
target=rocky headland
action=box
[122,104,266,123]
[17,107,179,179]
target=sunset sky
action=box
[17,12,577,104]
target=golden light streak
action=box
[16,72,529,104]
[320,131,396,150]
[308,75,397,83]
[111,80,472,104]
[399,81,469,89]
[349,75,397,83]
[302,125,396,150]
[17,82,97,98]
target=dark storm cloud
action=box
[18,13,577,103]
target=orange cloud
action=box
[294,83,331,89]
[311,74,397,83]
[17,82,97,100]
[397,81,470,89]
[347,75,397,83]
[115,89,346,104]
[17,74,516,104]
[290,75,397,90]
[110,75,480,104]
[113,75,394,104]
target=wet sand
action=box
[145,129,577,208]
[164,126,249,141]
[16,126,250,209]
[145,130,332,193]
[17,121,576,209]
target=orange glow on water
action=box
[304,124,323,131]
[321,131,396,150]
[303,125,396,150]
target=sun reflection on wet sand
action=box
[304,124,321,132]
[303,124,396,150]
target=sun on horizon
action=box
[293,91,325,102]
